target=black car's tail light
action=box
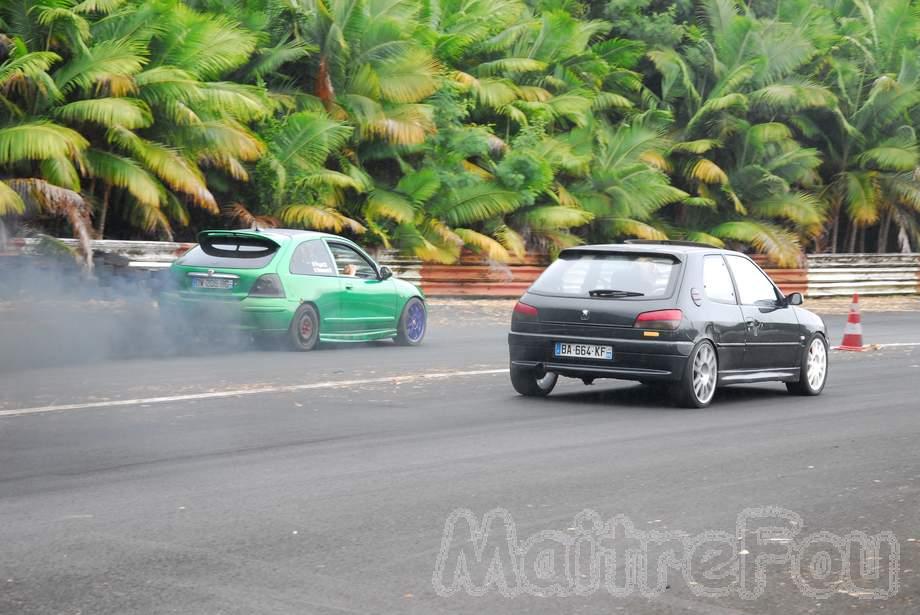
[513,301,539,318]
[634,309,682,330]
[249,273,286,298]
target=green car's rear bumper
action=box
[159,292,295,332]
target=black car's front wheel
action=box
[510,364,558,397]
[289,304,320,351]
[671,340,718,408]
[787,334,828,395]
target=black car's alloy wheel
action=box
[289,304,320,351]
[671,340,718,408]
[787,334,828,395]
[510,364,558,397]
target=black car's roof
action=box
[561,243,747,259]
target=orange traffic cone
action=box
[835,293,866,351]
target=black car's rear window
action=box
[176,240,279,270]
[530,252,680,298]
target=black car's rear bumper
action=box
[508,331,694,382]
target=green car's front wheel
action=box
[289,304,320,351]
[395,297,427,346]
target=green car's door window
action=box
[326,242,377,278]
[325,241,397,334]
[290,240,336,275]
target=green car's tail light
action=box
[513,301,538,318]
[634,309,682,330]
[249,274,286,298]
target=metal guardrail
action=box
[2,238,918,298]
[5,238,194,267]
[806,254,920,297]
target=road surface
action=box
[1,305,919,614]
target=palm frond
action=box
[844,171,881,225]
[223,202,279,229]
[0,122,88,164]
[108,127,216,211]
[365,189,415,222]
[0,48,60,89]
[83,149,162,208]
[493,224,526,258]
[454,228,511,262]
[710,220,802,267]
[280,204,367,234]
[53,37,147,94]
[55,97,152,129]
[0,180,26,216]
[441,184,523,225]
[396,168,440,203]
[269,111,353,171]
[6,178,93,267]
[40,157,81,190]
[688,158,729,184]
[752,192,824,232]
[517,205,593,230]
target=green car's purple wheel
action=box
[289,304,320,351]
[395,297,426,346]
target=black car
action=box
[507,241,828,407]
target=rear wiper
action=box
[588,289,645,297]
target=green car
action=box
[159,229,427,350]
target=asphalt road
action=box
[1,305,920,614]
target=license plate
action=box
[192,278,234,289]
[554,342,613,360]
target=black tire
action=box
[394,297,427,346]
[288,304,320,351]
[670,340,718,408]
[510,364,558,397]
[786,334,828,396]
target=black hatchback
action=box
[507,241,829,407]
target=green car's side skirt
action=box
[320,328,398,342]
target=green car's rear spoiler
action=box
[197,230,280,259]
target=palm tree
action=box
[0,36,94,261]
[812,0,920,253]
[566,113,686,245]
[1,0,271,240]
[648,0,833,264]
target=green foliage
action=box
[3,0,920,258]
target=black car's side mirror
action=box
[785,292,803,306]
[379,265,393,280]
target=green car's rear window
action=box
[177,244,278,269]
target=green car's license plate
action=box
[554,342,613,360]
[192,278,234,289]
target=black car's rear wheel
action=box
[288,304,320,351]
[671,340,718,408]
[787,334,828,395]
[510,364,558,397]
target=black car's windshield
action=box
[530,252,680,298]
